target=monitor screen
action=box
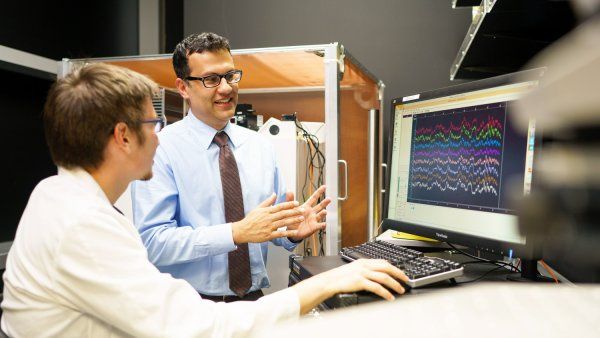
[384,70,542,258]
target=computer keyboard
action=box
[340,240,464,288]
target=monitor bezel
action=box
[383,68,546,260]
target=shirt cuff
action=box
[281,236,300,250]
[196,222,236,255]
[287,236,302,244]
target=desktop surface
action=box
[290,251,522,308]
[260,282,600,338]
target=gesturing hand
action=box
[287,185,331,242]
[231,193,305,244]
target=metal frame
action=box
[450,0,499,80]
[323,43,342,255]
[0,44,57,80]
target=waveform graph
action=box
[407,103,507,210]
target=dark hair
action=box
[172,32,231,79]
[43,62,158,169]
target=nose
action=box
[216,77,234,94]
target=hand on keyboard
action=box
[319,259,409,300]
[291,257,409,314]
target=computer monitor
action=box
[383,69,544,264]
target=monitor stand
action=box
[507,259,555,282]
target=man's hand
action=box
[286,185,331,242]
[231,193,304,244]
[318,259,408,300]
[292,259,408,314]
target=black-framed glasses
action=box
[140,118,165,133]
[185,70,243,88]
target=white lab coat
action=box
[1,168,299,337]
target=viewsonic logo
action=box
[435,232,448,239]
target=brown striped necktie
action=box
[214,131,252,297]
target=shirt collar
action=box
[57,167,111,205]
[184,109,247,150]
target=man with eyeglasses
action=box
[1,62,408,337]
[132,32,330,302]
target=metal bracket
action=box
[381,163,387,194]
[377,80,386,101]
[337,44,345,80]
[483,0,497,13]
[338,159,348,201]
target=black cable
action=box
[295,118,325,200]
[293,115,326,256]
[456,265,506,284]
[447,243,521,273]
[294,117,326,199]
[461,260,518,271]
[318,229,325,256]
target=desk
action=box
[288,252,523,309]
[258,281,600,338]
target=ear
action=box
[111,122,133,153]
[175,78,190,100]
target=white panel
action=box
[0,45,57,75]
[139,0,160,54]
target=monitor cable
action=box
[447,243,521,273]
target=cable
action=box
[447,243,521,273]
[293,114,326,256]
[461,260,507,265]
[370,220,384,241]
[539,260,559,283]
[295,117,325,201]
[462,259,518,269]
[456,265,506,284]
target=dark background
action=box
[0,1,141,242]
[0,0,470,243]
[183,0,472,147]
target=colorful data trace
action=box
[408,104,507,209]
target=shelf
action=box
[450,0,576,80]
[452,0,481,8]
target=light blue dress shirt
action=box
[132,112,298,295]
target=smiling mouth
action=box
[214,98,232,104]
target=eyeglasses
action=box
[140,118,165,133]
[185,70,243,88]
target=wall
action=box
[0,0,140,243]
[0,1,138,60]
[183,0,472,146]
